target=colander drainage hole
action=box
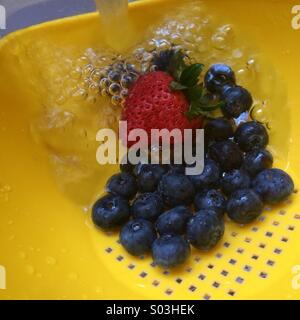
[105,247,113,253]
[236,277,244,284]
[229,259,237,265]
[152,280,160,287]
[139,272,147,278]
[267,260,275,266]
[198,274,206,280]
[116,255,124,262]
[189,285,197,292]
[259,272,268,279]
[274,248,282,254]
[244,265,252,272]
[221,270,229,277]
[265,231,273,237]
[228,290,236,296]
[165,289,173,296]
[237,248,244,254]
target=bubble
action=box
[82,64,94,77]
[89,83,100,95]
[101,88,109,97]
[70,67,82,80]
[108,70,121,82]
[76,56,89,67]
[72,88,88,100]
[109,83,121,95]
[25,265,35,275]
[100,78,111,89]
[150,65,158,72]
[111,95,122,106]
[120,89,129,99]
[46,256,57,266]
[90,69,102,82]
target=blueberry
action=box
[152,235,191,268]
[131,192,164,221]
[188,159,221,191]
[221,86,253,119]
[92,194,130,230]
[187,210,225,250]
[209,140,243,172]
[227,189,263,224]
[120,154,134,173]
[136,164,166,193]
[243,149,273,176]
[106,172,137,199]
[159,172,195,207]
[156,206,193,235]
[234,121,269,152]
[167,164,186,174]
[252,169,294,204]
[152,49,176,72]
[221,169,251,195]
[194,189,226,216]
[204,64,236,94]
[204,117,234,142]
[120,219,157,256]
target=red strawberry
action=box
[121,71,203,147]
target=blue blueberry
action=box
[234,121,269,152]
[188,159,221,191]
[243,149,273,176]
[168,164,186,174]
[221,169,251,195]
[159,172,195,207]
[204,64,236,94]
[221,86,253,119]
[208,140,243,172]
[152,49,176,72]
[156,206,193,235]
[106,172,137,199]
[194,189,226,216]
[131,192,164,222]
[204,117,234,142]
[120,155,134,173]
[152,235,191,268]
[136,164,167,193]
[227,189,263,224]
[92,194,130,230]
[120,219,157,256]
[252,169,294,204]
[187,210,225,250]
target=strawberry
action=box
[121,50,224,147]
[122,71,202,146]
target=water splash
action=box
[95,0,130,51]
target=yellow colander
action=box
[0,0,300,300]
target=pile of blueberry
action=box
[92,64,295,269]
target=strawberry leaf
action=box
[168,50,188,81]
[186,84,203,101]
[170,81,188,91]
[180,63,204,87]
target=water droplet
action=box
[46,256,57,266]
[18,251,27,260]
[68,272,78,280]
[26,265,35,275]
